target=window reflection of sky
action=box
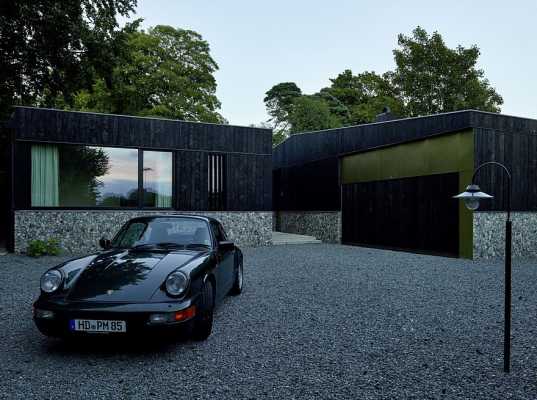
[143,151,173,196]
[89,147,138,200]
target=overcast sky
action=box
[127,0,536,126]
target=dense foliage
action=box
[0,1,224,122]
[267,26,503,145]
[73,25,224,122]
[0,0,137,117]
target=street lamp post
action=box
[453,161,512,373]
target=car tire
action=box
[229,261,243,296]
[191,280,214,341]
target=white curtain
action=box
[31,145,59,206]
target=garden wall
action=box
[14,210,272,254]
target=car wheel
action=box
[229,261,243,296]
[191,280,214,341]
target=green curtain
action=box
[155,152,172,208]
[31,144,59,206]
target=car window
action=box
[114,222,147,248]
[112,218,212,248]
[211,221,225,242]
[218,224,228,241]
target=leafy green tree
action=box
[264,83,302,133]
[74,25,225,123]
[264,27,503,136]
[392,26,503,116]
[288,96,341,133]
[318,70,404,124]
[0,0,137,118]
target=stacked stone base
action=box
[473,211,537,259]
[14,210,272,254]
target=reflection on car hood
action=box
[67,249,206,302]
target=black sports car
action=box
[33,215,243,341]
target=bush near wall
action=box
[27,239,61,257]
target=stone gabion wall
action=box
[14,210,273,254]
[473,212,537,259]
[276,211,341,243]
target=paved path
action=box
[272,231,322,245]
[1,245,537,399]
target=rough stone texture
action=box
[3,246,537,399]
[14,210,272,254]
[474,211,537,259]
[275,211,341,243]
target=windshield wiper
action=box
[185,243,211,250]
[131,243,185,251]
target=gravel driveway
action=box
[1,244,537,399]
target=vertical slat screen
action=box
[208,153,225,210]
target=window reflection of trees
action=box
[59,146,110,206]
[72,256,154,298]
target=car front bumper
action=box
[33,296,199,338]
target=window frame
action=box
[140,149,174,210]
[26,142,175,210]
[207,152,226,211]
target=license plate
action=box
[69,319,126,333]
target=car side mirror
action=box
[99,237,111,250]
[218,241,235,251]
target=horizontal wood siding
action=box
[273,110,537,213]
[9,107,272,212]
[10,107,272,155]
[474,128,537,211]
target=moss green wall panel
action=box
[341,130,474,258]
[459,170,474,259]
[341,130,474,184]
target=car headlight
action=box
[165,271,189,297]
[40,270,63,293]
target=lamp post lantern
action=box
[453,161,512,373]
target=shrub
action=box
[27,239,61,257]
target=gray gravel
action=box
[1,244,537,399]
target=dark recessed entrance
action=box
[341,173,460,257]
[0,127,9,251]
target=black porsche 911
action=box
[33,215,243,341]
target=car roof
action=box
[127,214,220,224]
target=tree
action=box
[0,0,137,118]
[288,96,341,134]
[74,25,225,123]
[264,82,302,133]
[264,27,503,135]
[318,69,404,125]
[392,26,503,116]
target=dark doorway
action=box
[341,173,460,257]
[0,125,10,252]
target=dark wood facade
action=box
[7,107,272,212]
[342,173,460,256]
[273,110,537,212]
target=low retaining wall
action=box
[275,211,341,243]
[14,210,272,254]
[473,212,537,259]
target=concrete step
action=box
[272,231,322,245]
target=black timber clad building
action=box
[2,107,273,253]
[273,110,537,259]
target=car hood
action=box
[66,249,206,303]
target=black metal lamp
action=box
[453,161,512,373]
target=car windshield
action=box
[111,217,212,250]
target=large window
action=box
[31,144,173,208]
[142,151,173,208]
